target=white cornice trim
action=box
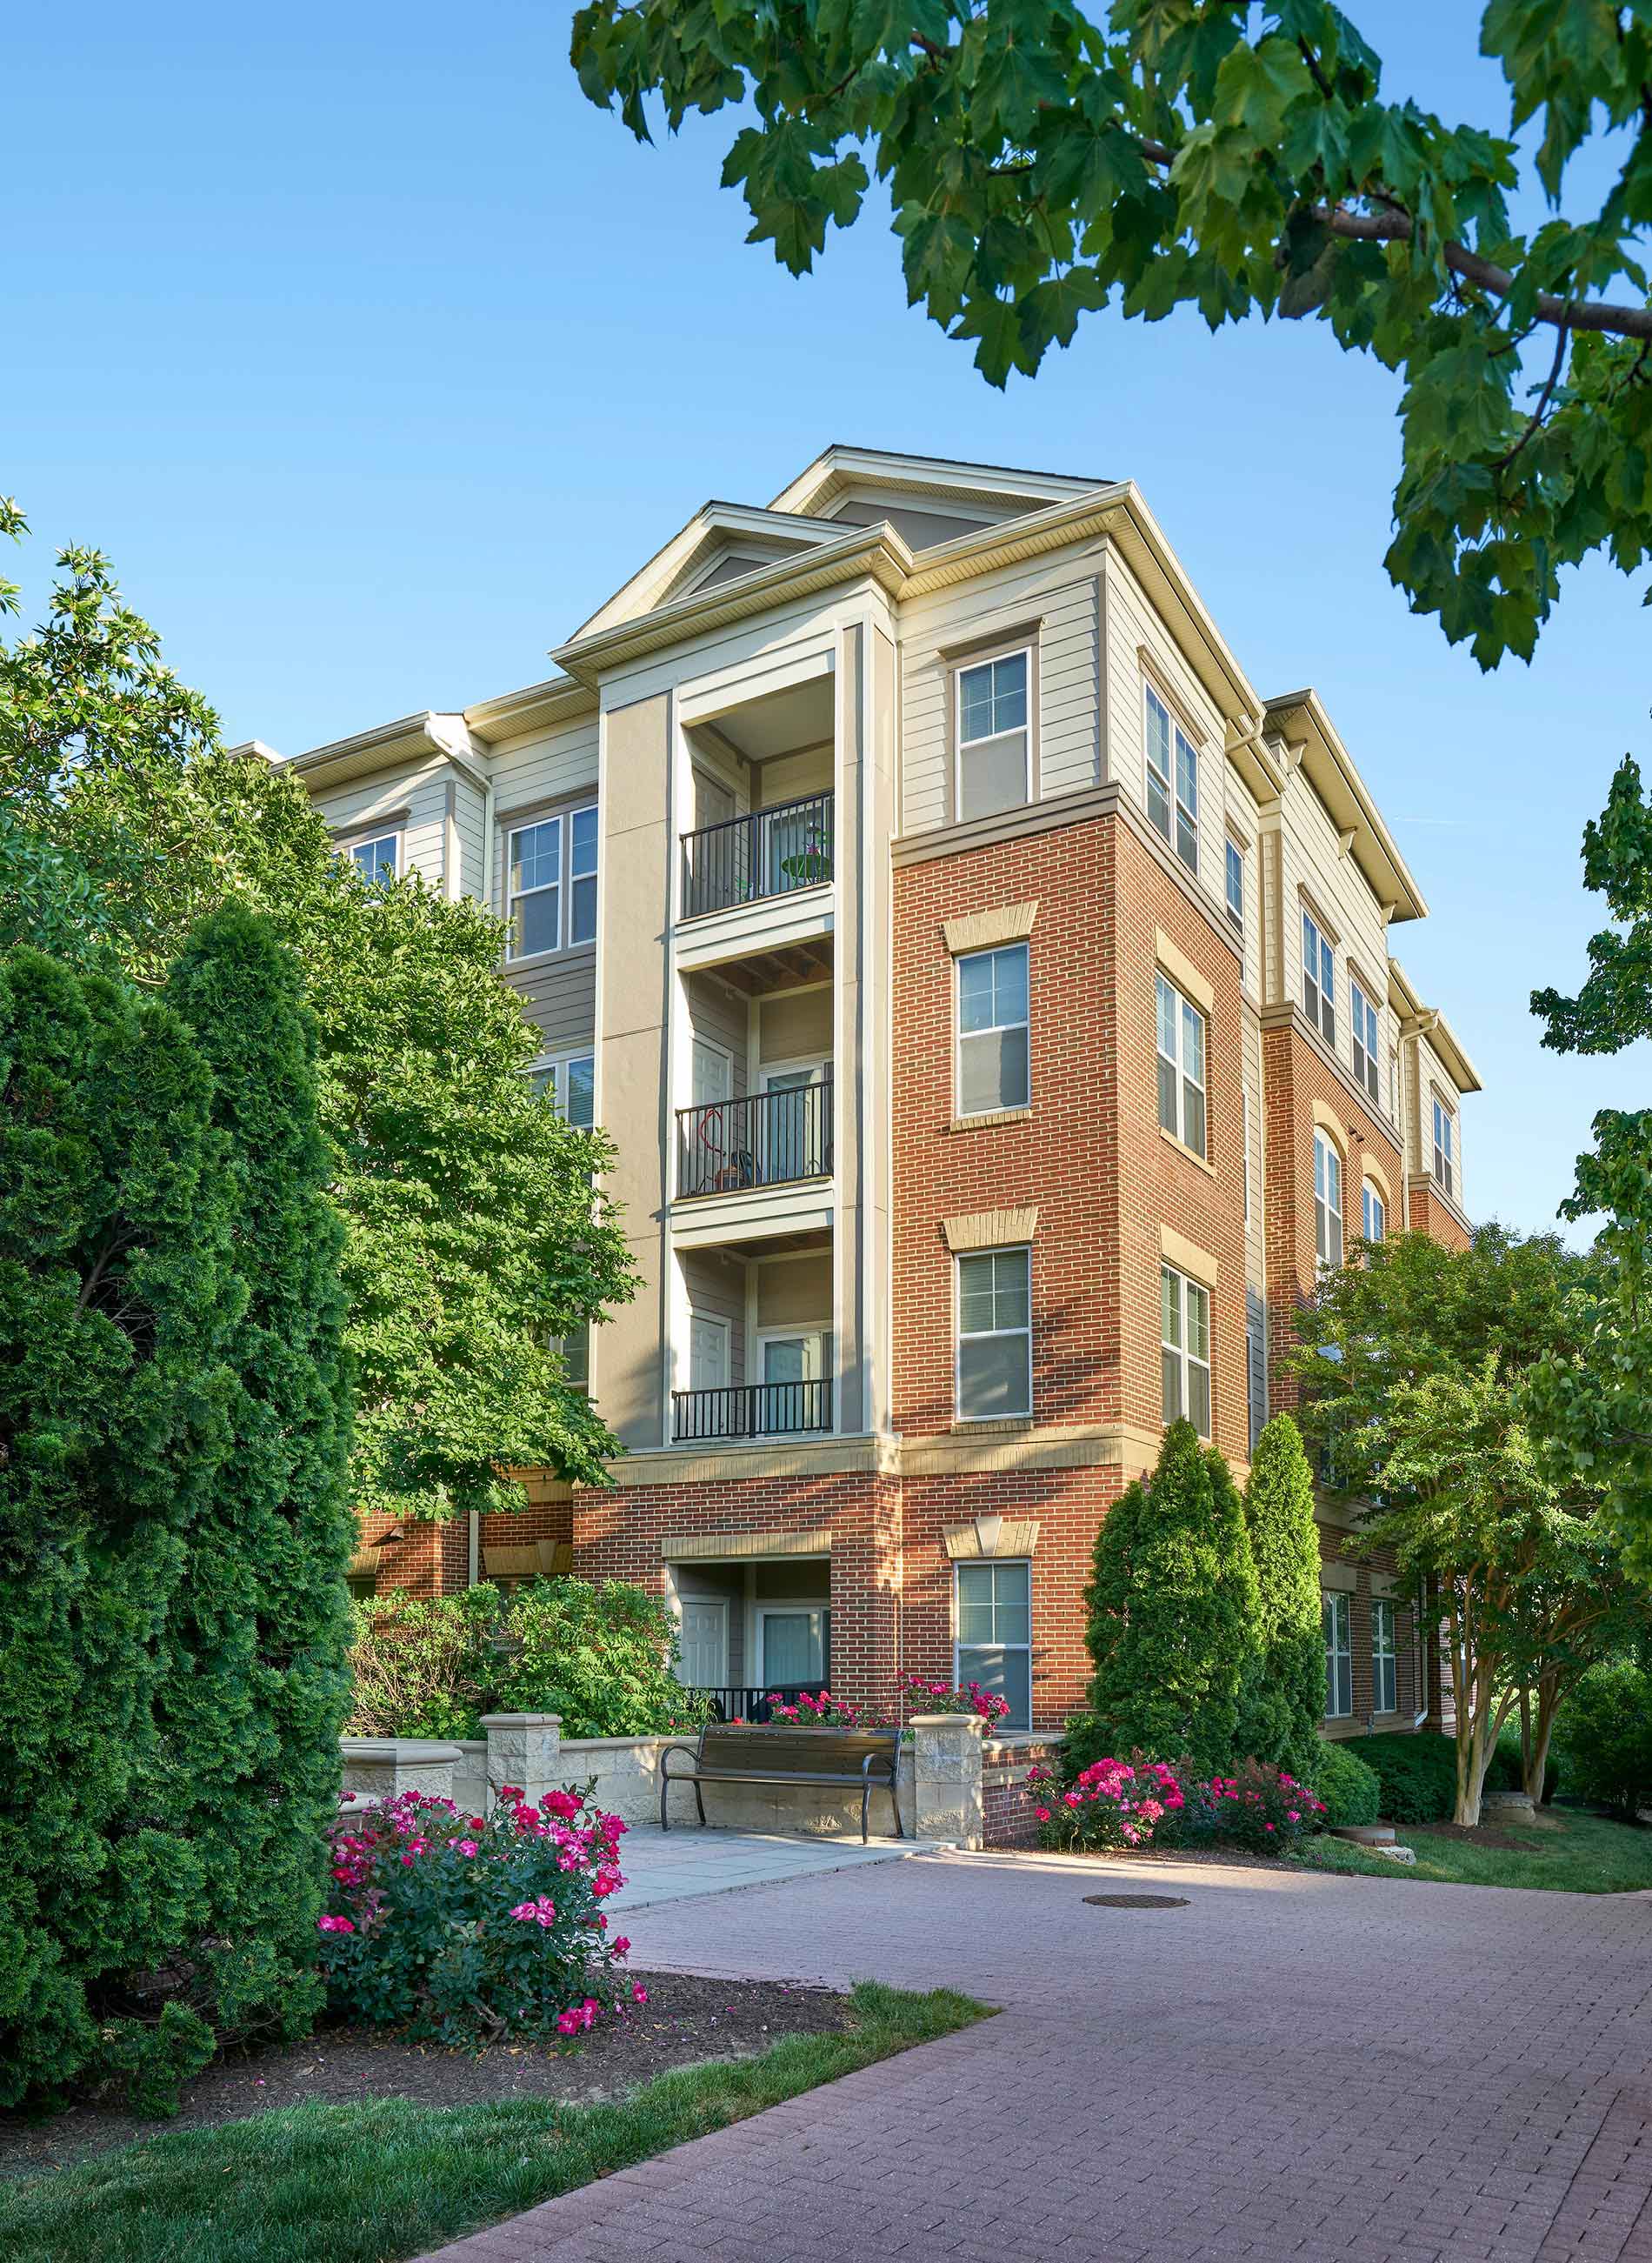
[1264,687,1428,925]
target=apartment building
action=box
[274,444,1481,1739]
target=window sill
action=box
[503,940,598,977]
[1159,1125,1216,1178]
[950,1417,1034,1436]
[949,1106,1032,1134]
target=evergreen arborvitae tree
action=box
[1078,1420,1259,1779]
[157,905,354,2058]
[1240,1415,1328,1782]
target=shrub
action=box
[764,1689,885,1727]
[1240,1417,1327,1780]
[347,1587,507,1740]
[1358,1732,1460,1824]
[319,1786,641,2043]
[1027,1755,1187,1852]
[1185,1762,1325,1854]
[1311,1743,1382,1828]
[1555,1659,1652,1817]
[1082,1423,1259,1779]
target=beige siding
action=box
[1276,766,1393,1117]
[1222,762,1264,1000]
[510,955,596,1058]
[1414,1031,1465,1198]
[314,758,450,888]
[757,985,832,1066]
[684,971,751,1101]
[756,1251,832,1330]
[1102,547,1228,908]
[490,712,600,822]
[680,1250,748,1386]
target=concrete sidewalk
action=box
[608,1824,917,1912]
[420,1847,1652,2261]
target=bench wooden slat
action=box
[659,1723,904,1842]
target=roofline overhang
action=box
[1266,688,1429,925]
[769,442,1108,518]
[283,710,488,796]
[569,501,852,644]
[464,674,595,743]
[1388,956,1482,1093]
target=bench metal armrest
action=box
[658,1742,703,1779]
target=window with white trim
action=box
[507,803,599,960]
[553,1325,590,1392]
[1224,838,1244,931]
[1144,684,1198,871]
[1314,1131,1343,1268]
[1362,1182,1386,1244]
[530,1051,596,1128]
[1351,977,1380,1102]
[956,650,1030,821]
[1302,909,1336,1045]
[1372,1598,1397,1714]
[344,832,400,886]
[1323,1592,1353,1718]
[1433,1096,1455,1198]
[956,1247,1032,1420]
[1156,972,1207,1159]
[1161,1263,1212,1437]
[955,1559,1031,1732]
[957,944,1029,1117]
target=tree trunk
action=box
[1527,1674,1562,1803]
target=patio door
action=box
[759,1061,827,1183]
[757,1331,827,1434]
[676,1599,728,1690]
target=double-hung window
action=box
[1156,973,1207,1158]
[1224,838,1244,932]
[1323,1593,1354,1718]
[1351,978,1380,1102]
[507,804,599,959]
[345,832,400,886]
[1362,1181,1386,1244]
[956,1247,1032,1420]
[957,944,1029,1117]
[553,1325,590,1392]
[955,1559,1031,1731]
[1161,1263,1211,1437]
[1433,1097,1455,1198]
[1144,684,1198,872]
[530,1051,596,1128]
[1314,1132,1343,1268]
[1372,1599,1397,1714]
[956,650,1030,821]
[1302,910,1336,1045]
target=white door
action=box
[692,1041,732,1107]
[677,1600,728,1689]
[689,1318,729,1392]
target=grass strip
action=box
[0,1981,988,2263]
[1294,1808,1652,1893]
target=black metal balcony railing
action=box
[676,1079,833,1199]
[680,790,834,919]
[685,1685,830,1725]
[671,1378,833,1443]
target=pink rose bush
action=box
[763,1689,881,1728]
[1184,1761,1327,1854]
[1027,1753,1326,1858]
[318,1782,632,2042]
[898,1672,1012,1732]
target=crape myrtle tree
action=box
[0,505,636,1520]
[573,1,1652,669]
[1289,1227,1644,1823]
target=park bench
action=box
[658,1723,903,1843]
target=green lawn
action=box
[1295,1807,1652,1892]
[0,1983,988,2263]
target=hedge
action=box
[1311,1743,1382,1828]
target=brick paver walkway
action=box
[417,1846,1652,2262]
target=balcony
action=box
[671,1378,834,1443]
[676,1080,833,1200]
[680,791,834,922]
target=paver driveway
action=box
[420,1845,1652,2262]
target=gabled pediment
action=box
[570,503,849,641]
[769,444,1110,552]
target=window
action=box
[1322,1592,1353,1718]
[1372,1599,1397,1714]
[957,944,1029,1117]
[956,650,1030,821]
[1161,1263,1212,1437]
[1144,684,1198,871]
[956,1559,1031,1732]
[1314,1132,1343,1268]
[530,1051,596,1127]
[1302,909,1336,1045]
[956,1247,1032,1420]
[553,1325,590,1392]
[1156,973,1207,1158]
[1433,1096,1455,1198]
[1351,977,1380,1102]
[1362,1182,1386,1244]
[507,804,598,959]
[344,832,399,886]
[759,1606,829,1686]
[1224,838,1244,931]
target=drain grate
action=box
[1082,1892,1189,1909]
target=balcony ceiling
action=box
[694,675,834,766]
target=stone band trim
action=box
[902,1421,1165,1476]
[1154,926,1216,1014]
[942,900,1040,955]
[943,1206,1039,1252]
[661,1526,833,1561]
[943,1519,1042,1560]
[1161,1223,1219,1286]
[1322,1559,1358,1593]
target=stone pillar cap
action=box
[909,1712,987,1732]
[340,1737,464,1761]
[479,1712,563,1729]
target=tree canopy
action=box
[573,1,1652,665]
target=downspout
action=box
[468,1510,480,1591]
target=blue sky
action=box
[5,5,1645,1239]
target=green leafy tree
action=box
[1241,1414,1326,1782]
[1077,1420,1258,1778]
[1555,1654,1652,1817]
[0,511,636,1518]
[573,1,1652,666]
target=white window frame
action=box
[1362,1181,1386,1245]
[956,942,1030,1118]
[1372,1598,1397,1715]
[1161,1262,1212,1439]
[756,1603,830,1689]
[1433,1095,1455,1198]
[1144,683,1198,873]
[954,647,1031,821]
[1323,1592,1354,1718]
[1302,908,1336,1045]
[1314,1130,1344,1269]
[529,1050,596,1128]
[552,1323,590,1392]
[955,1245,1033,1423]
[1350,976,1380,1103]
[506,801,598,963]
[1156,971,1207,1159]
[340,829,402,886]
[954,1557,1032,1733]
[1224,837,1244,932]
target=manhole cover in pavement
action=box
[1082,1893,1189,1909]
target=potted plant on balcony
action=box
[777,822,831,888]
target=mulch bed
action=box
[0,1971,852,2181]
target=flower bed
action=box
[318,1783,642,2043]
[1025,1753,1324,1858]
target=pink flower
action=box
[456,1839,479,1859]
[1033,1806,1051,1823]
[541,1789,581,1819]
[1264,1822,1276,1832]
[612,1936,631,1956]
[1286,1811,1300,1823]
[556,2009,583,2037]
[318,1914,356,1934]
[631,1982,649,2004]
